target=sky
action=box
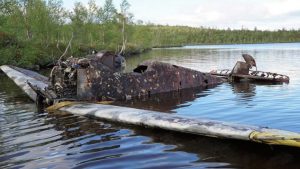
[63,0,300,30]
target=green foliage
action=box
[148,25,300,47]
[102,0,116,23]
[0,0,300,68]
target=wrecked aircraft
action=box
[29,51,223,106]
[2,53,300,149]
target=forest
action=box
[1,0,300,68]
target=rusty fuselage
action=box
[44,53,223,103]
[77,60,223,101]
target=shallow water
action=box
[1,43,300,168]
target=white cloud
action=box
[265,0,300,16]
[144,0,300,30]
[63,0,300,30]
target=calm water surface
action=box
[1,43,300,169]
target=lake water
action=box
[1,43,300,168]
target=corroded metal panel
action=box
[77,69,93,100]
[232,61,250,75]
[87,61,223,101]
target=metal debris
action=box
[210,54,290,83]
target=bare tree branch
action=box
[58,33,74,65]
[119,15,127,55]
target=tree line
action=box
[1,0,300,68]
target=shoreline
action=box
[2,41,300,70]
[153,41,300,49]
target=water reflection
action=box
[133,127,300,169]
[4,105,300,169]
[232,82,256,103]
[43,111,300,169]
[114,86,213,112]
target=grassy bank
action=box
[0,30,152,69]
